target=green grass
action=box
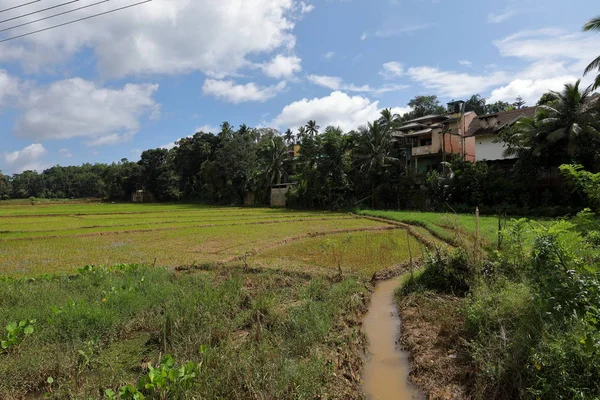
[1,205,404,276]
[358,210,503,246]
[0,264,369,399]
[255,230,424,277]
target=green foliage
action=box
[560,164,600,211]
[402,249,473,295]
[0,264,367,399]
[1,319,35,352]
[465,217,600,399]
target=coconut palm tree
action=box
[584,16,600,90]
[305,120,320,137]
[379,108,401,132]
[536,80,600,157]
[262,136,289,185]
[297,126,307,142]
[284,129,294,146]
[354,120,397,207]
[505,80,600,163]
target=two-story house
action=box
[393,101,477,173]
[466,107,537,163]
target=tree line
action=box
[2,16,600,213]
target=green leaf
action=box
[6,322,17,331]
[24,326,34,335]
[47,376,54,384]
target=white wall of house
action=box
[475,134,516,161]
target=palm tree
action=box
[354,120,397,207]
[505,80,600,164]
[263,137,289,185]
[219,122,234,140]
[297,126,307,142]
[284,129,294,146]
[305,120,320,137]
[584,16,600,90]
[379,108,401,132]
[536,80,600,157]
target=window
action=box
[420,138,432,147]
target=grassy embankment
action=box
[390,211,600,400]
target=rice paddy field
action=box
[1,202,482,399]
[0,202,425,277]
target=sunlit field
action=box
[0,203,422,277]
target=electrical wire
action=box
[0,0,152,43]
[0,0,109,33]
[0,0,79,24]
[0,1,42,14]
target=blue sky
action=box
[0,0,598,174]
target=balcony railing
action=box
[412,145,432,156]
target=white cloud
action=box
[59,148,73,158]
[298,1,314,14]
[202,79,287,103]
[307,74,408,95]
[380,62,405,79]
[0,69,20,106]
[260,54,302,79]
[2,143,47,173]
[375,23,435,37]
[406,66,509,98]
[324,51,335,60]
[272,91,410,131]
[488,10,517,24]
[489,76,579,104]
[361,33,368,41]
[0,0,303,78]
[495,29,600,71]
[458,60,472,67]
[14,78,159,146]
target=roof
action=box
[467,107,537,137]
[405,114,449,124]
[397,122,428,131]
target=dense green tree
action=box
[537,92,559,106]
[584,16,600,90]
[0,171,11,199]
[401,95,447,122]
[139,149,180,201]
[485,100,513,114]
[513,95,527,109]
[464,94,487,115]
[10,171,46,198]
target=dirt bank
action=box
[397,292,472,399]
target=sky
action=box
[0,0,598,174]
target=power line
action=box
[0,0,110,34]
[0,1,42,14]
[0,0,79,25]
[0,0,153,44]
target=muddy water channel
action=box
[363,277,421,399]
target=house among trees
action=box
[467,107,538,163]
[392,101,477,173]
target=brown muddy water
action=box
[363,277,421,400]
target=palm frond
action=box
[547,127,567,143]
[583,17,600,32]
[584,55,600,76]
[593,74,600,91]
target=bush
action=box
[402,248,473,296]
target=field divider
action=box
[0,217,357,242]
[353,214,441,250]
[217,225,403,265]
